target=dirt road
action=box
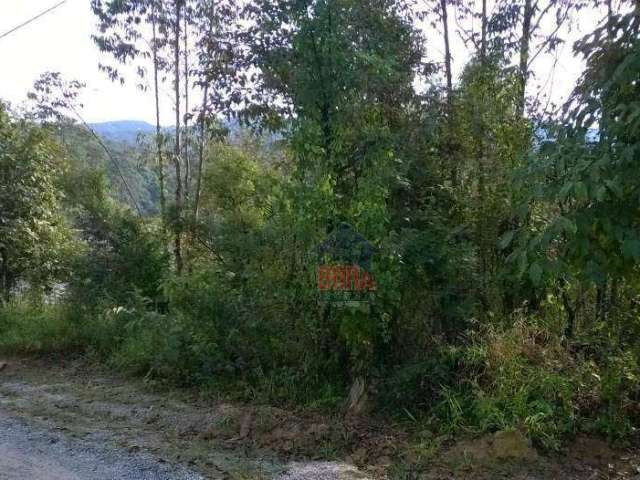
[0,410,366,480]
[0,410,205,480]
[1,357,639,480]
[0,358,370,480]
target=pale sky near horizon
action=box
[0,0,608,125]
[0,0,177,124]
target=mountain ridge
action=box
[88,120,159,144]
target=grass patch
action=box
[0,300,80,354]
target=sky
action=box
[0,0,608,125]
[0,0,176,124]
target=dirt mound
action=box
[446,429,538,466]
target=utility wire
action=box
[0,1,68,41]
[1,2,142,215]
[69,105,144,217]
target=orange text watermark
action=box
[317,265,376,292]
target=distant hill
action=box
[89,120,156,144]
[88,118,275,147]
[59,123,165,216]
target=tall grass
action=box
[0,299,79,354]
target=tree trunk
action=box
[562,289,575,341]
[596,281,607,324]
[183,11,190,205]
[0,247,9,302]
[517,0,533,117]
[440,0,457,185]
[174,0,183,275]
[606,0,614,40]
[480,0,487,62]
[476,0,490,306]
[194,82,209,220]
[151,7,166,224]
[194,3,216,220]
[441,0,452,105]
[346,376,370,416]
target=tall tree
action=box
[514,0,577,116]
[245,0,423,411]
[150,0,167,223]
[91,0,170,219]
[508,1,640,334]
[245,0,422,193]
[191,0,240,219]
[430,0,458,183]
[182,4,191,205]
[440,0,454,105]
[173,0,184,274]
[0,104,73,300]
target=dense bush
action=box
[3,0,640,458]
[381,316,640,449]
[61,167,169,313]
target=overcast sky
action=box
[0,0,176,124]
[0,0,607,125]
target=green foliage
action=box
[59,124,162,216]
[0,104,76,299]
[66,170,168,309]
[460,321,577,450]
[594,351,640,440]
[0,298,79,354]
[509,10,640,290]
[4,0,640,457]
[432,324,585,450]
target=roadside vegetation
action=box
[1,0,640,469]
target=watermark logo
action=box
[317,222,376,306]
[317,265,376,292]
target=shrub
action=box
[0,299,79,354]
[381,319,581,449]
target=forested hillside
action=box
[89,120,156,143]
[58,122,162,214]
[1,0,640,476]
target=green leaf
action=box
[574,182,588,201]
[605,179,623,199]
[498,230,516,250]
[622,237,640,261]
[559,182,573,199]
[555,216,577,235]
[529,262,543,286]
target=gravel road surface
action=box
[0,411,205,480]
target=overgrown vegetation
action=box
[1,0,640,458]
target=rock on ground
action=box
[278,462,371,480]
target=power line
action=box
[0,1,68,42]
[69,105,144,217]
